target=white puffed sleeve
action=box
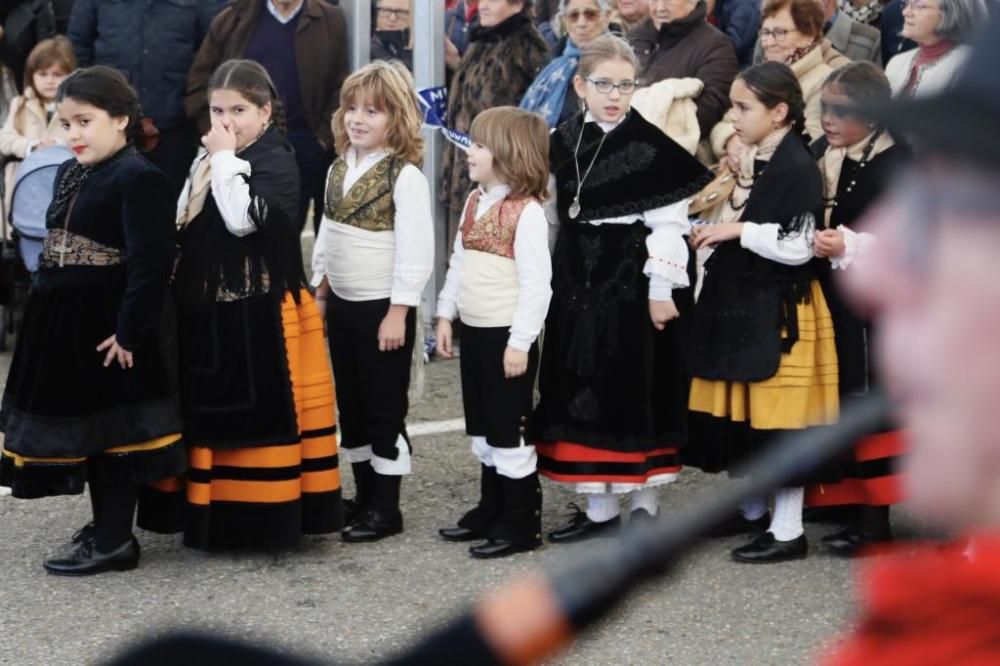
[831,226,876,270]
[508,201,553,351]
[739,214,817,266]
[390,164,435,306]
[643,199,692,302]
[208,150,256,238]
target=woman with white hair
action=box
[520,0,613,127]
[884,0,989,97]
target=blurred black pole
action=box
[390,392,891,665]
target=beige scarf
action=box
[176,152,213,229]
[820,130,895,228]
[716,127,791,226]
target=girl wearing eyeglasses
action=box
[532,35,711,544]
[520,0,612,128]
[803,63,910,557]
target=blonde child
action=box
[0,36,75,218]
[312,61,434,543]
[435,106,552,559]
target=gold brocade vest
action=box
[324,155,403,232]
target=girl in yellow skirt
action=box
[687,62,839,564]
[137,60,342,550]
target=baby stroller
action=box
[0,144,71,349]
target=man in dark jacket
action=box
[187,0,349,233]
[1,0,56,90]
[630,0,738,139]
[68,0,226,195]
[711,0,760,67]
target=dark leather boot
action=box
[470,473,542,559]
[440,465,501,542]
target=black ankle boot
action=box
[469,473,542,559]
[344,461,375,527]
[44,536,140,576]
[343,473,403,543]
[440,465,502,542]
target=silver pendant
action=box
[568,199,581,219]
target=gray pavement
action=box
[0,354,926,665]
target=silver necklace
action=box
[569,121,609,220]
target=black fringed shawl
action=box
[689,130,824,383]
[550,110,713,223]
[175,125,305,305]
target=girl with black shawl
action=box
[531,35,712,543]
[0,66,184,575]
[805,63,910,557]
[138,60,342,551]
[687,62,839,564]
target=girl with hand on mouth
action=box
[531,35,711,544]
[144,59,342,551]
[686,62,839,564]
[311,61,434,544]
[0,66,185,576]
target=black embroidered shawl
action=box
[175,125,305,305]
[550,109,712,223]
[690,131,824,382]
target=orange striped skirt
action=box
[138,291,342,549]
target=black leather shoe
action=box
[469,538,537,559]
[72,522,96,544]
[822,526,891,558]
[705,512,770,538]
[342,509,403,543]
[43,536,140,576]
[439,526,484,542]
[731,531,808,564]
[343,498,366,527]
[548,506,621,544]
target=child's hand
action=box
[436,318,454,359]
[314,277,330,319]
[723,135,745,174]
[503,346,529,379]
[202,118,238,154]
[649,299,679,331]
[378,304,409,352]
[691,222,743,249]
[814,229,846,259]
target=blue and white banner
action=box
[418,86,470,151]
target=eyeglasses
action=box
[376,7,410,20]
[901,0,939,10]
[566,8,602,22]
[586,78,638,95]
[759,27,799,42]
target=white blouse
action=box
[311,148,434,305]
[546,112,693,302]
[436,184,552,352]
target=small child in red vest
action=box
[435,106,553,559]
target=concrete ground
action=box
[0,352,927,666]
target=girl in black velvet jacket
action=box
[0,66,185,576]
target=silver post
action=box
[412,2,447,331]
[341,0,371,72]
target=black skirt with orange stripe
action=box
[138,290,342,550]
[0,264,186,498]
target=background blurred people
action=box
[187,0,350,233]
[630,0,738,141]
[821,0,882,63]
[69,0,226,196]
[884,0,987,97]
[711,0,762,67]
[610,0,650,34]
[372,0,413,70]
[441,0,548,244]
[1,0,56,93]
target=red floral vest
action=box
[461,191,534,259]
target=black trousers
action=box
[288,129,331,234]
[460,324,539,448]
[326,293,415,461]
[146,122,200,199]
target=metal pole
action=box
[413,2,448,334]
[341,0,371,73]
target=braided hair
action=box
[55,66,145,146]
[208,59,288,136]
[739,61,807,139]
